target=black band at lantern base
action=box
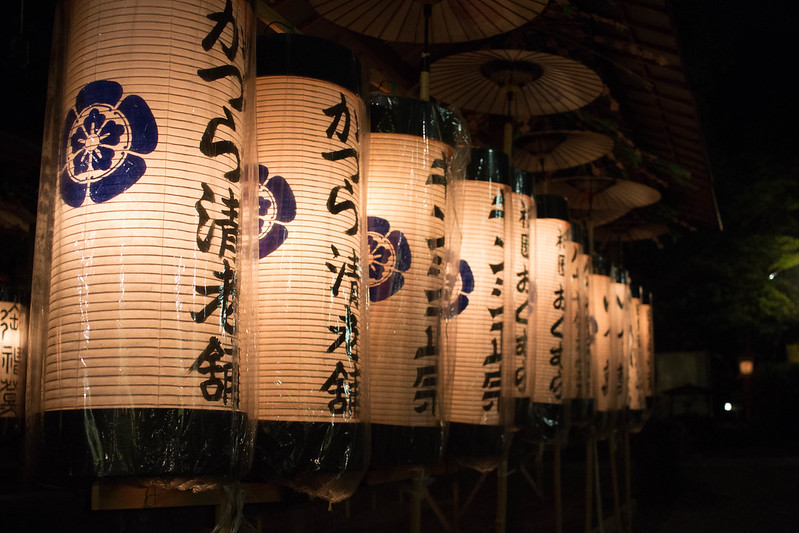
[370,423,442,467]
[626,408,646,433]
[570,398,595,428]
[252,420,367,478]
[517,401,570,445]
[41,408,248,481]
[445,422,506,470]
[592,409,618,440]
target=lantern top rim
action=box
[465,147,510,185]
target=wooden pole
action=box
[411,469,423,533]
[495,457,508,533]
[554,443,563,533]
[624,429,633,533]
[585,435,594,533]
[608,431,622,533]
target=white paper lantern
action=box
[609,269,630,415]
[527,194,571,441]
[628,294,645,416]
[443,148,513,461]
[510,168,535,399]
[365,95,458,465]
[0,298,26,432]
[567,228,594,424]
[253,34,368,495]
[589,266,613,427]
[639,297,655,408]
[30,0,257,480]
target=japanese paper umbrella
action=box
[594,220,670,246]
[537,176,660,213]
[309,0,549,44]
[513,130,615,173]
[429,49,604,118]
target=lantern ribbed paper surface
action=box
[589,271,613,430]
[252,34,368,498]
[443,149,512,464]
[610,276,630,417]
[526,195,571,443]
[628,295,645,429]
[29,0,257,481]
[639,301,655,409]
[573,249,594,425]
[0,298,26,440]
[510,169,534,399]
[366,95,457,466]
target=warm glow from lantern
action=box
[739,359,754,376]
[531,217,571,405]
[638,302,654,397]
[576,251,592,402]
[628,296,644,411]
[510,171,534,398]
[590,272,612,414]
[256,45,366,424]
[0,301,25,420]
[564,240,583,403]
[41,0,253,413]
[442,151,512,427]
[609,278,629,410]
[366,115,451,428]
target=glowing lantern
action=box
[443,148,513,465]
[568,226,593,425]
[589,258,614,434]
[28,0,257,480]
[252,34,368,500]
[527,194,571,443]
[366,95,459,466]
[0,289,26,441]
[510,168,534,402]
[609,267,630,422]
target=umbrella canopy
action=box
[429,49,604,118]
[595,220,670,244]
[309,0,549,44]
[537,176,660,212]
[513,130,614,172]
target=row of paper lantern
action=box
[24,1,655,499]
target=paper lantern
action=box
[28,0,257,481]
[628,291,646,430]
[510,169,534,401]
[639,295,655,413]
[567,226,594,426]
[589,258,614,434]
[364,95,461,466]
[525,194,572,443]
[443,148,513,465]
[609,268,630,423]
[252,34,368,499]
[0,292,26,442]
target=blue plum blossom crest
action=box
[60,80,157,207]
[258,164,296,258]
[446,259,474,317]
[367,216,411,302]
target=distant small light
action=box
[724,402,733,412]
[769,272,777,280]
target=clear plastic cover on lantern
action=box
[251,33,371,503]
[441,148,515,472]
[366,94,471,468]
[589,256,614,437]
[26,0,259,489]
[517,194,573,445]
